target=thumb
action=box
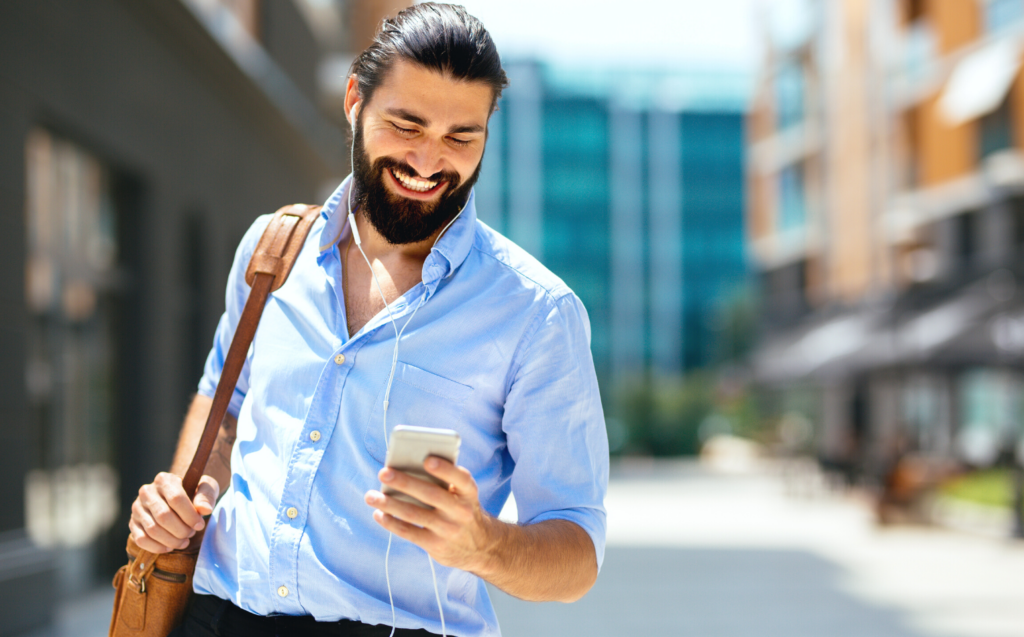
[193,475,220,517]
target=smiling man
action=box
[131,4,608,636]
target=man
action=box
[131,4,608,636]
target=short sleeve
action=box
[196,214,274,418]
[502,292,610,571]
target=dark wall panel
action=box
[0,0,340,626]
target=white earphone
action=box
[345,114,463,637]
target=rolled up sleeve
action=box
[502,292,610,571]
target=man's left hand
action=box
[364,458,501,574]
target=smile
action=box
[388,168,445,194]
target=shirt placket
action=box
[266,270,425,613]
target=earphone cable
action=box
[345,139,462,637]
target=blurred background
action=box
[2,0,1024,635]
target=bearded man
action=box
[130,4,608,636]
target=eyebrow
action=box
[384,108,485,135]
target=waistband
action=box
[181,594,443,637]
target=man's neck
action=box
[349,210,442,265]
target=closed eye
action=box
[390,122,417,135]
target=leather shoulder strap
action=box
[244,204,321,292]
[181,204,321,498]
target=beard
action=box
[350,118,482,245]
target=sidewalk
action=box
[26,458,1024,636]
[490,458,1024,637]
[21,586,114,637]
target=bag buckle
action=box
[127,558,149,593]
[127,571,146,593]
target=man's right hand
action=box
[129,472,219,553]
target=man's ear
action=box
[345,75,362,129]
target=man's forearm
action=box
[170,393,236,491]
[474,517,597,603]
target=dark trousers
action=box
[169,594,442,637]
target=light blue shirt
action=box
[193,177,608,636]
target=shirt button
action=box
[310,430,321,442]
[334,354,345,365]
[278,585,289,598]
[286,507,298,519]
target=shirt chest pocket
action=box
[363,362,474,464]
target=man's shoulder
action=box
[468,220,574,303]
[237,210,326,262]
[237,213,277,258]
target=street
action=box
[35,459,1024,636]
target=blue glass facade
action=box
[679,112,748,369]
[475,62,748,385]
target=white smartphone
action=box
[382,425,461,509]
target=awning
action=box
[752,276,1015,384]
[753,311,888,383]
[939,38,1022,126]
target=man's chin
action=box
[383,191,439,219]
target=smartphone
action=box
[382,425,461,509]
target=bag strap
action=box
[180,204,321,498]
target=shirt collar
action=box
[315,175,478,288]
[317,176,352,263]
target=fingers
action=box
[364,489,455,534]
[378,468,455,511]
[155,473,206,532]
[129,518,177,554]
[130,500,193,552]
[193,475,220,520]
[130,472,210,553]
[372,509,434,545]
[423,458,477,496]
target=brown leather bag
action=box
[109,204,321,637]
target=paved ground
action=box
[490,459,1024,637]
[26,459,1024,636]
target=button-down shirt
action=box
[193,177,609,636]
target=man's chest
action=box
[243,266,525,468]
[343,254,423,337]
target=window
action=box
[23,128,120,548]
[904,16,937,82]
[775,62,805,130]
[779,163,807,231]
[1011,196,1024,250]
[957,369,1022,466]
[953,210,981,272]
[980,95,1014,159]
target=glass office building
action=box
[475,61,749,388]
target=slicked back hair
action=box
[349,3,509,113]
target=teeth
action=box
[391,169,438,193]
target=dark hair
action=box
[349,3,509,112]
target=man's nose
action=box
[405,138,445,179]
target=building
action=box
[748,0,1024,484]
[476,61,749,395]
[0,0,425,632]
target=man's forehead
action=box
[365,59,493,124]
